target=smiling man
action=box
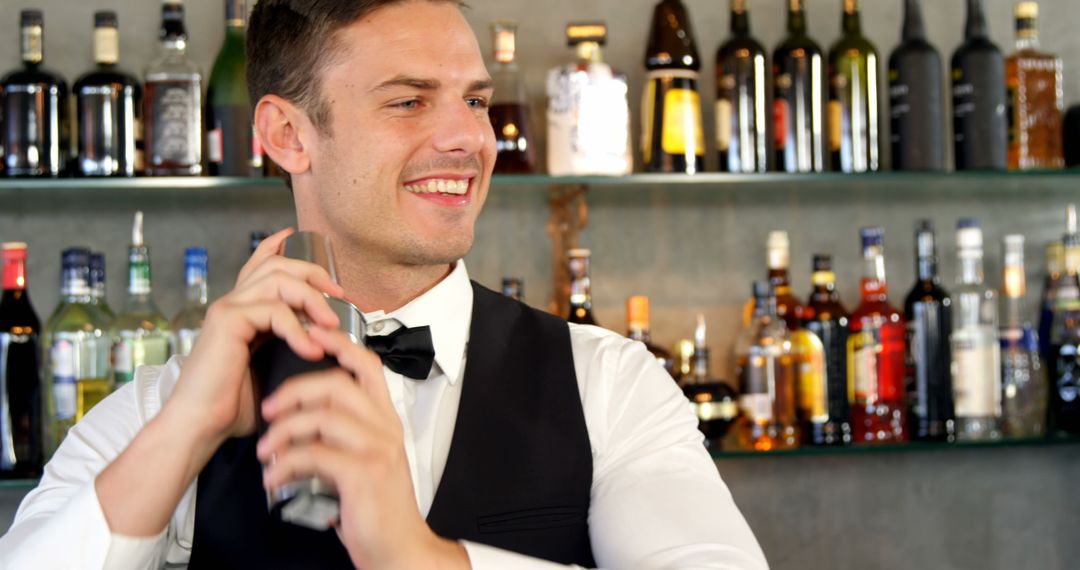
[0,1,768,568]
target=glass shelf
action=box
[710,434,1080,460]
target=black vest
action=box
[189,282,596,567]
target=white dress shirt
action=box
[0,261,769,569]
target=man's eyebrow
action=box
[468,79,495,92]
[369,76,495,93]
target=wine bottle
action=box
[888,0,944,171]
[0,243,42,477]
[1,10,69,178]
[207,0,259,177]
[828,0,879,173]
[73,11,141,177]
[643,0,705,174]
[715,0,768,173]
[952,0,1007,171]
[773,0,825,173]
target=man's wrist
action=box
[152,403,230,480]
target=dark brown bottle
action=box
[489,21,536,174]
[774,0,825,173]
[681,317,739,448]
[0,243,43,478]
[801,255,852,446]
[716,0,768,173]
[567,249,598,326]
[642,0,705,174]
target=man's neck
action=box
[335,259,455,314]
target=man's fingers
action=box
[218,301,325,361]
[261,368,391,425]
[239,257,345,300]
[229,271,341,330]
[256,406,380,462]
[308,327,396,411]
[237,227,293,284]
[261,443,352,493]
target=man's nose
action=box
[430,99,489,156]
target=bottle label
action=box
[739,394,774,423]
[951,328,1002,418]
[208,127,224,164]
[113,338,134,382]
[849,330,879,403]
[51,339,77,421]
[715,98,733,152]
[828,100,843,152]
[793,330,829,422]
[692,399,738,422]
[661,88,704,156]
[774,98,789,150]
[93,28,119,65]
[148,80,201,168]
[547,65,632,176]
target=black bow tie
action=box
[366,325,435,380]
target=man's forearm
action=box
[95,405,225,536]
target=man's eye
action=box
[467,97,489,109]
[395,99,420,109]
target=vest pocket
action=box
[477,506,586,533]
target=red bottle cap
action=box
[2,242,29,290]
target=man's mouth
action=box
[403,178,471,196]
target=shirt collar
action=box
[361,261,472,385]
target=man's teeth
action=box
[404,179,469,195]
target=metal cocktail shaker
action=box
[250,232,366,530]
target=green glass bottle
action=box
[110,212,171,386]
[828,0,880,173]
[42,248,111,457]
[774,0,825,173]
[206,0,260,176]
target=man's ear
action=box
[254,95,313,177]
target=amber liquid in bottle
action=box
[489,21,536,174]
[1006,2,1064,170]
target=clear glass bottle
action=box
[73,11,140,177]
[735,281,799,451]
[42,248,111,458]
[626,295,674,376]
[546,22,632,176]
[89,252,114,321]
[566,249,598,326]
[999,234,1048,439]
[489,21,536,174]
[715,0,768,173]
[110,212,171,386]
[950,219,1002,441]
[144,0,202,176]
[1006,1,1064,170]
[1,10,69,178]
[171,247,208,357]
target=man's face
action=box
[301,1,495,267]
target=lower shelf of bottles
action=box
[709,433,1080,460]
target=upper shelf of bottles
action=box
[712,434,1080,460]
[2,170,1080,195]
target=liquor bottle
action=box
[1,10,69,178]
[566,249,598,326]
[888,0,944,171]
[0,243,42,477]
[207,0,260,177]
[773,0,825,173]
[744,231,804,329]
[144,1,202,176]
[546,23,632,176]
[735,281,799,451]
[501,277,524,302]
[681,317,739,447]
[952,0,1007,171]
[950,219,1002,442]
[73,11,141,177]
[1038,239,1065,367]
[1000,235,1048,439]
[848,227,906,444]
[715,0,768,173]
[643,0,705,174]
[171,247,208,357]
[1006,1,1064,170]
[489,21,536,174]
[903,221,954,442]
[110,212,171,385]
[42,248,111,457]
[89,252,114,321]
[827,0,880,173]
[799,254,851,445]
[626,295,674,376]
[1048,211,1080,436]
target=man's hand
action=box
[256,326,470,570]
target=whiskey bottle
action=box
[715,0,767,173]
[999,235,1048,439]
[0,243,42,477]
[950,219,1002,442]
[744,231,803,329]
[800,254,851,445]
[828,0,879,173]
[566,249,598,326]
[903,220,954,442]
[546,23,632,176]
[643,0,705,174]
[952,0,1007,171]
[2,10,68,178]
[735,281,799,451]
[626,295,674,376]
[681,317,739,448]
[773,0,824,173]
[490,21,536,174]
[848,227,906,444]
[144,1,202,176]
[206,0,258,177]
[888,0,944,171]
[1006,1,1064,170]
[73,11,141,177]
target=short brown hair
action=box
[247,0,466,136]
